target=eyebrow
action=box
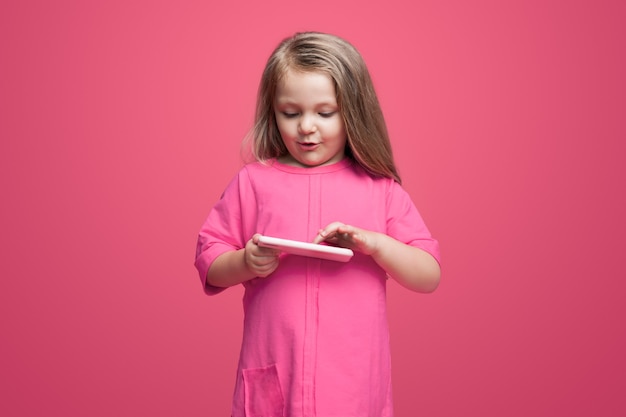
[274,99,338,106]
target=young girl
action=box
[195,32,441,417]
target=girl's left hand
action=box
[314,222,441,293]
[312,222,380,256]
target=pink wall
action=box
[1,0,625,416]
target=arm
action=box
[206,234,280,288]
[313,222,441,293]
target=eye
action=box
[281,112,299,118]
[319,111,337,118]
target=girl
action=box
[195,32,441,417]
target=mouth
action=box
[298,142,320,150]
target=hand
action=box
[245,234,280,277]
[313,222,441,293]
[312,222,380,256]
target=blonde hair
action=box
[248,32,401,183]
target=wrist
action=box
[366,232,387,258]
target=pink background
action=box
[1,0,625,416]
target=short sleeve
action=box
[385,181,441,265]
[194,168,256,295]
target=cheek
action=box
[328,121,346,138]
[276,120,295,138]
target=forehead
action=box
[275,69,337,104]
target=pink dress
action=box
[195,158,440,417]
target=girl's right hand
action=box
[245,234,280,277]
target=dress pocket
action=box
[242,363,285,417]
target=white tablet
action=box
[257,235,353,263]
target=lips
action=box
[298,142,320,150]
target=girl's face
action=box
[274,69,347,168]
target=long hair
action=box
[247,32,401,183]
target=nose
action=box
[298,114,316,134]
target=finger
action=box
[257,258,280,277]
[336,223,354,234]
[253,253,279,266]
[312,230,329,244]
[313,222,345,243]
[257,246,280,257]
[251,233,262,244]
[334,224,354,240]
